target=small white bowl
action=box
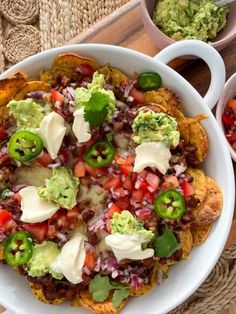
[216,73,236,162]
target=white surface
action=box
[0,42,234,314]
[216,72,236,162]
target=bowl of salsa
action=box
[216,73,236,162]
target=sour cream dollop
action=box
[72,107,91,143]
[105,233,154,261]
[51,233,86,284]
[133,141,171,174]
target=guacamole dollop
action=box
[132,110,180,147]
[111,210,154,243]
[75,71,116,123]
[153,0,229,42]
[7,99,45,129]
[38,167,80,210]
[27,241,63,279]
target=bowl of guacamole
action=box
[141,0,236,53]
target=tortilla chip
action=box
[71,295,81,307]
[172,108,190,142]
[130,264,159,297]
[14,81,51,100]
[79,290,127,314]
[0,72,28,106]
[145,103,168,113]
[40,53,100,85]
[193,176,223,225]
[144,88,181,114]
[99,65,128,87]
[178,229,193,259]
[187,119,208,163]
[30,283,66,305]
[191,223,212,246]
[185,168,207,205]
[0,244,4,260]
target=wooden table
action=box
[68,0,236,248]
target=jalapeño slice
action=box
[84,140,115,168]
[137,72,162,91]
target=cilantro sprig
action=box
[89,274,130,308]
[84,92,109,127]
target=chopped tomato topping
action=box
[23,222,48,242]
[115,197,130,210]
[130,88,145,105]
[137,170,148,181]
[131,189,144,202]
[76,64,94,77]
[120,165,133,175]
[36,151,53,167]
[146,173,160,191]
[162,176,179,190]
[85,163,97,177]
[47,225,57,238]
[222,113,234,128]
[114,187,126,198]
[181,181,194,197]
[67,206,80,219]
[114,155,134,165]
[123,177,133,191]
[103,175,121,190]
[108,204,121,218]
[0,210,13,230]
[136,209,152,221]
[85,251,97,269]
[143,190,155,202]
[51,90,64,106]
[74,161,86,177]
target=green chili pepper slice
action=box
[154,190,185,220]
[4,231,33,266]
[137,72,162,91]
[154,226,179,258]
[84,140,115,168]
[8,130,43,162]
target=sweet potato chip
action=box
[130,264,160,297]
[0,244,4,261]
[14,81,51,100]
[178,229,193,259]
[185,168,207,205]
[40,53,100,85]
[71,295,81,307]
[146,103,168,113]
[99,65,128,87]
[187,119,209,163]
[30,283,66,305]
[0,72,28,106]
[79,290,127,314]
[193,176,223,225]
[144,88,181,114]
[191,223,212,246]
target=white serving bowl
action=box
[0,41,234,314]
[216,73,236,162]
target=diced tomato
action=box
[47,225,57,238]
[103,175,121,190]
[67,206,80,219]
[115,197,130,210]
[48,209,67,226]
[74,161,86,177]
[162,176,179,190]
[95,168,107,176]
[137,170,148,181]
[0,210,13,230]
[123,177,133,191]
[222,113,234,128]
[146,173,160,191]
[76,64,94,77]
[85,251,97,269]
[108,204,121,218]
[23,222,48,242]
[131,189,144,202]
[227,99,236,112]
[130,88,145,105]
[181,181,194,197]
[105,218,112,233]
[143,190,155,202]
[114,155,134,166]
[36,151,53,167]
[115,187,126,198]
[120,165,133,175]
[51,90,64,106]
[136,209,152,221]
[85,163,97,177]
[227,131,236,144]
[0,128,5,141]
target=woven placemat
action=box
[0,1,236,313]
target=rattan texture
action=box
[0,1,236,313]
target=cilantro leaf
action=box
[154,227,179,258]
[89,274,113,302]
[84,92,109,127]
[112,288,130,308]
